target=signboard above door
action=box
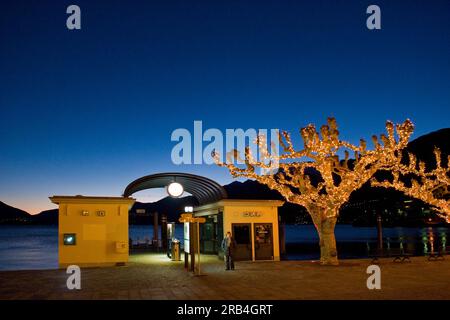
[242,211,262,218]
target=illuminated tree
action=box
[371,147,450,222]
[214,118,415,265]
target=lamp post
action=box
[377,213,383,250]
[153,212,158,249]
[197,220,201,276]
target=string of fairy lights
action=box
[214,117,450,223]
[371,147,450,222]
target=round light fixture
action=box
[167,182,184,198]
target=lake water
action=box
[0,225,448,270]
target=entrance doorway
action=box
[232,223,252,261]
[254,223,274,260]
[200,219,218,254]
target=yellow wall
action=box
[50,196,135,268]
[195,200,283,262]
[223,203,281,261]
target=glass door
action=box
[232,223,252,261]
[200,221,216,254]
[254,223,273,260]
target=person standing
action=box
[221,231,237,270]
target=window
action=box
[63,233,76,245]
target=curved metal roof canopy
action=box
[123,172,228,205]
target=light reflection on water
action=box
[0,225,449,270]
[284,224,450,260]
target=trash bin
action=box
[171,239,181,261]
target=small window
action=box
[63,233,76,245]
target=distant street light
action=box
[167,182,184,198]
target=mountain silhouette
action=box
[406,128,450,169]
[223,180,282,200]
[0,201,30,224]
[31,209,59,225]
[129,196,197,224]
[1,127,448,226]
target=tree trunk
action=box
[309,206,339,265]
[318,216,338,265]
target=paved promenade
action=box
[1,253,449,300]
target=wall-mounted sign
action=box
[179,213,205,223]
[242,211,262,218]
[96,210,106,217]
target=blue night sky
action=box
[1,0,449,213]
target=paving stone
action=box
[1,253,450,300]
